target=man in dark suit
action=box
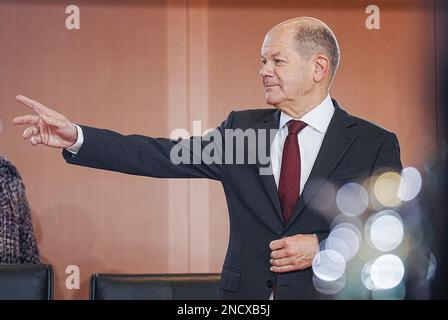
[13,17,402,299]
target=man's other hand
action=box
[12,95,78,148]
[269,234,319,273]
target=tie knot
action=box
[287,120,307,135]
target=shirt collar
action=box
[279,94,335,133]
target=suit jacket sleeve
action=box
[62,112,235,181]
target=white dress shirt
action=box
[66,124,84,154]
[270,94,335,194]
[267,95,334,300]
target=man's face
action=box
[260,29,314,108]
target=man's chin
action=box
[265,96,281,108]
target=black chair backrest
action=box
[90,273,220,300]
[0,264,53,300]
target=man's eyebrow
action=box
[261,52,285,59]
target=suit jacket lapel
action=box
[284,102,358,231]
[254,110,285,230]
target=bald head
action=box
[268,17,340,81]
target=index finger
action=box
[16,95,54,116]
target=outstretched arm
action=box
[13,95,226,180]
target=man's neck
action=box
[277,92,329,119]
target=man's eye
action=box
[275,59,283,65]
[261,60,266,64]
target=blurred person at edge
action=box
[405,3,448,299]
[0,156,41,264]
[426,3,448,299]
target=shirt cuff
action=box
[65,124,84,155]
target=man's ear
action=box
[313,55,330,82]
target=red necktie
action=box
[278,120,307,224]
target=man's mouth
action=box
[263,78,278,88]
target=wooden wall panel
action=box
[0,0,170,299]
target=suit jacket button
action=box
[266,280,274,288]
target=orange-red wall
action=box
[0,0,438,299]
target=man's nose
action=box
[259,64,273,78]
